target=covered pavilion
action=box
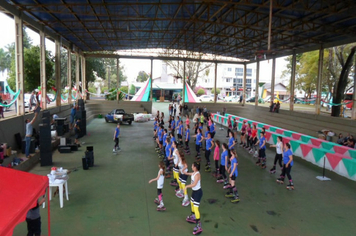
[1,1,356,235]
[1,0,356,117]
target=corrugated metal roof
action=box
[2,0,356,60]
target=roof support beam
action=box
[84,53,246,65]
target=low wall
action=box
[0,105,72,151]
[186,102,356,138]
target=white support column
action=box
[55,39,61,107]
[116,58,120,102]
[214,62,217,103]
[14,15,24,116]
[271,56,276,104]
[352,56,356,119]
[150,58,153,102]
[290,50,297,111]
[255,60,260,107]
[76,53,80,103]
[82,56,86,101]
[242,63,247,106]
[117,58,120,87]
[40,30,47,110]
[183,60,186,104]
[67,50,72,105]
[316,46,324,115]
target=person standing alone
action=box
[113,123,121,152]
[25,112,39,158]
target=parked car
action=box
[224,96,239,102]
[105,109,134,125]
[246,97,255,102]
[199,95,213,102]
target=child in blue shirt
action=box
[225,150,240,203]
[255,132,266,168]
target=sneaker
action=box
[225,191,234,198]
[286,183,294,190]
[186,214,196,223]
[193,225,203,235]
[231,196,240,203]
[117,147,121,152]
[176,191,184,198]
[112,148,116,153]
[165,174,171,178]
[182,198,190,207]
[154,198,159,205]
[249,149,254,154]
[216,179,224,183]
[223,183,232,189]
[157,204,166,211]
[276,178,285,184]
[170,182,178,187]
[205,167,211,172]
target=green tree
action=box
[8,46,54,92]
[160,50,212,90]
[211,88,221,95]
[0,48,11,72]
[120,86,128,94]
[197,88,205,96]
[129,84,135,94]
[331,46,356,116]
[136,71,149,82]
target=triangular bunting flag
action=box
[292,133,302,140]
[300,144,313,157]
[342,158,356,178]
[312,148,326,163]
[325,153,344,170]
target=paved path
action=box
[12,104,356,236]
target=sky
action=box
[0,12,288,84]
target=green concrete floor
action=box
[13,102,356,236]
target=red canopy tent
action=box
[0,167,50,236]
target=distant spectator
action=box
[273,101,280,113]
[183,103,188,117]
[343,133,351,146]
[347,135,355,148]
[70,105,78,129]
[337,133,344,145]
[239,94,243,103]
[29,91,37,111]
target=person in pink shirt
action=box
[208,116,212,127]
[213,140,221,177]
[185,114,190,126]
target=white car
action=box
[199,95,214,102]
[224,96,239,102]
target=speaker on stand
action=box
[39,123,52,166]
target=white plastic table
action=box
[43,175,69,208]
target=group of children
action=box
[148,111,295,235]
[150,110,204,234]
[229,118,295,190]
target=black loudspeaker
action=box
[82,156,89,170]
[86,147,94,167]
[40,151,52,166]
[42,117,50,126]
[15,133,22,149]
[58,146,71,153]
[56,125,64,136]
[78,99,85,110]
[22,138,35,154]
[39,124,52,153]
[42,110,50,119]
